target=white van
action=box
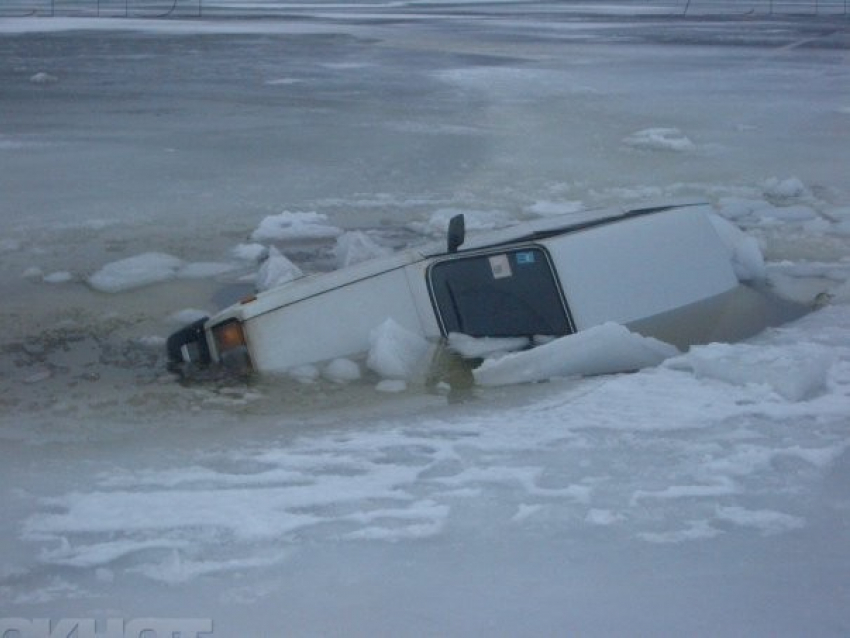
[167,201,738,374]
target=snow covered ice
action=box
[1,4,850,636]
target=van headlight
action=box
[211,319,252,371]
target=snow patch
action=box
[623,128,695,152]
[512,504,544,522]
[757,205,818,224]
[585,509,624,526]
[43,271,73,284]
[666,342,833,402]
[265,78,301,86]
[714,506,805,536]
[129,549,292,584]
[136,335,166,348]
[40,538,192,568]
[631,478,738,504]
[30,71,58,84]
[23,369,53,384]
[638,520,721,544]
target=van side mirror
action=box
[447,214,465,254]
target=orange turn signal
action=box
[212,320,246,354]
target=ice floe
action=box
[322,358,362,384]
[708,213,766,281]
[333,230,392,268]
[375,379,408,393]
[367,318,432,381]
[526,199,585,217]
[255,246,303,292]
[448,333,529,360]
[42,271,74,284]
[250,211,342,243]
[230,242,268,263]
[87,252,185,293]
[29,71,58,84]
[473,322,679,386]
[87,252,238,293]
[288,363,321,384]
[763,176,811,201]
[409,207,514,236]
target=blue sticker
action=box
[515,251,536,265]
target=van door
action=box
[427,245,574,338]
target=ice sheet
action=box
[1,7,849,637]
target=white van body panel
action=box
[246,266,428,372]
[542,206,737,329]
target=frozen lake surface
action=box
[1,4,850,636]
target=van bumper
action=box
[166,317,211,371]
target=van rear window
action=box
[428,246,573,338]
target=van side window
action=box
[428,247,573,338]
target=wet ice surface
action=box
[2,5,850,636]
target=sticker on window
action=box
[515,251,536,265]
[489,254,512,279]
